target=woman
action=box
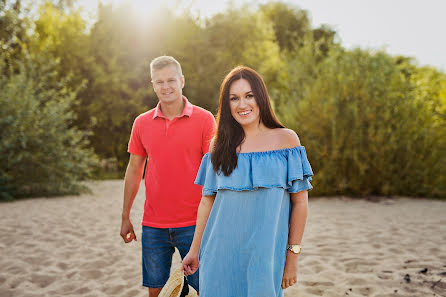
[182,66,313,297]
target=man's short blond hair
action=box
[150,56,183,78]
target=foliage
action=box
[163,6,282,113]
[1,0,445,198]
[0,49,98,200]
[276,43,446,198]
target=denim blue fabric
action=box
[194,146,313,297]
[141,225,199,291]
[196,146,313,196]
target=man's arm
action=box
[120,154,146,243]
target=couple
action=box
[120,56,313,297]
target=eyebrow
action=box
[229,91,253,96]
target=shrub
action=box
[0,51,98,200]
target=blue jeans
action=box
[141,225,199,291]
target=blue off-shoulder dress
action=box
[194,146,313,297]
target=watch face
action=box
[289,245,301,254]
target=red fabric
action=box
[128,97,216,228]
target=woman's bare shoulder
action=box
[273,128,301,148]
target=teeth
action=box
[239,111,251,115]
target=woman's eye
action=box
[247,94,254,98]
[230,97,238,101]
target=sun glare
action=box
[78,0,233,23]
[131,0,165,15]
[130,0,229,19]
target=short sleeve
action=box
[287,146,313,193]
[195,154,218,196]
[202,112,216,155]
[127,117,147,156]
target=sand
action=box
[0,180,445,297]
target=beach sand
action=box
[0,180,445,297]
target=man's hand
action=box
[182,251,199,276]
[120,218,137,243]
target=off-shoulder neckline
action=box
[237,146,304,155]
[204,146,305,157]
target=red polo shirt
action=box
[128,97,215,228]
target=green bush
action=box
[275,44,446,198]
[0,51,98,200]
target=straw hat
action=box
[158,268,198,297]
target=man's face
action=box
[151,65,184,104]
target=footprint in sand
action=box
[301,281,334,287]
[82,269,103,279]
[357,287,375,296]
[0,275,6,286]
[345,261,375,273]
[346,277,368,286]
[30,273,56,288]
[312,264,326,274]
[58,283,78,294]
[304,287,324,296]
[81,259,109,270]
[74,286,91,294]
[7,276,23,289]
[125,289,142,296]
[377,271,394,280]
[104,284,126,295]
[66,271,77,279]
[57,262,69,270]
[3,262,23,275]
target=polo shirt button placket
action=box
[166,118,179,136]
[165,119,171,136]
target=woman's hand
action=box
[281,252,299,289]
[182,251,199,276]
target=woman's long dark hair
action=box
[211,66,284,176]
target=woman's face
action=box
[229,78,260,128]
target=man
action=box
[120,56,215,297]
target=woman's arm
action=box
[182,194,216,275]
[282,190,308,289]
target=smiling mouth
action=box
[162,91,174,95]
[238,110,252,116]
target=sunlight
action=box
[172,0,228,19]
[189,0,228,18]
[77,0,233,23]
[124,0,168,28]
[131,0,165,15]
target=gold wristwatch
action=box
[287,244,302,254]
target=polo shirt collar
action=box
[153,96,193,119]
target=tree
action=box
[276,43,446,197]
[260,1,336,54]
[0,49,98,200]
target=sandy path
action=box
[0,180,445,297]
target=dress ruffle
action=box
[195,146,313,196]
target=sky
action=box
[78,0,446,71]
